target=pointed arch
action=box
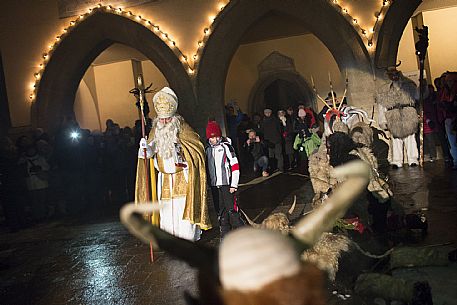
[375,0,422,69]
[195,0,372,128]
[33,10,196,132]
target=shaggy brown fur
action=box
[376,78,419,139]
[221,264,326,305]
[350,122,373,148]
[301,233,351,281]
[241,197,297,234]
[384,107,419,138]
[309,143,335,195]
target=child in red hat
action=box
[205,120,245,238]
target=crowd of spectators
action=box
[225,101,319,177]
[0,117,140,232]
[423,72,457,168]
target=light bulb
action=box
[342,8,348,14]
[153,25,159,32]
[70,21,75,26]
[198,41,204,47]
[117,8,122,13]
[352,19,357,24]
[181,55,187,62]
[34,73,41,80]
[136,15,141,21]
[188,68,194,74]
[30,93,35,100]
[204,28,211,35]
[193,54,199,60]
[79,15,84,20]
[208,15,215,22]
[168,40,175,47]
[161,32,168,39]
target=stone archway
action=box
[33,10,196,132]
[375,0,422,69]
[248,51,314,114]
[196,0,372,129]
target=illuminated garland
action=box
[329,0,392,49]
[29,0,390,102]
[29,1,229,102]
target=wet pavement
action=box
[1,163,456,305]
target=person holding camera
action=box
[244,129,269,177]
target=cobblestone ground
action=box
[1,163,456,305]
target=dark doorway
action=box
[263,79,307,112]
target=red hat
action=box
[206,120,222,138]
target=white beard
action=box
[154,116,181,160]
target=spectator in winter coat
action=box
[260,108,284,171]
[205,120,244,238]
[244,129,269,177]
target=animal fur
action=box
[308,143,335,195]
[384,106,419,139]
[350,122,373,148]
[376,78,419,139]
[240,196,297,234]
[301,233,351,281]
[221,263,326,305]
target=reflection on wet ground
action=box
[0,164,456,305]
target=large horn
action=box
[292,161,370,247]
[288,195,297,215]
[120,202,216,269]
[239,209,261,227]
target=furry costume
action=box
[301,233,351,281]
[350,122,373,148]
[376,78,419,139]
[376,74,419,166]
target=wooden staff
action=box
[311,75,332,109]
[328,72,337,109]
[338,70,349,111]
[137,74,157,262]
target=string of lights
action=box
[329,0,392,49]
[29,1,230,102]
[29,0,391,103]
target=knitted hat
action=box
[219,227,301,292]
[264,108,272,115]
[153,87,178,118]
[298,108,307,118]
[206,120,222,138]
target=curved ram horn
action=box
[292,161,370,247]
[239,209,261,227]
[120,202,216,269]
[288,195,297,215]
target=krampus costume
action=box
[376,68,420,167]
[121,161,371,305]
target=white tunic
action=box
[155,155,201,241]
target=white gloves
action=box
[138,138,154,159]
